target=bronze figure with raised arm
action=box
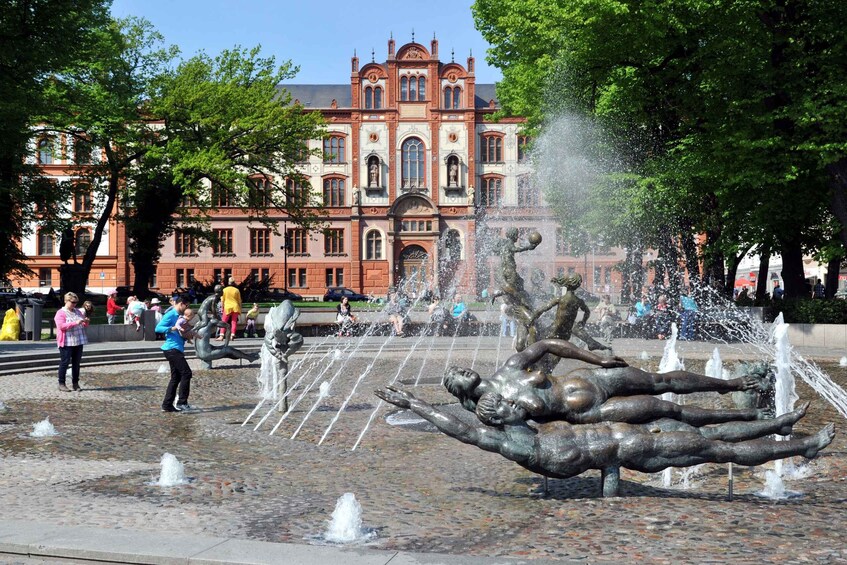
[376,385,834,497]
[445,339,773,427]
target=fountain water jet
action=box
[323,492,375,544]
[30,417,57,437]
[155,453,188,487]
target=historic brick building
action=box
[14,36,626,300]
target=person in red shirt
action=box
[106,290,123,325]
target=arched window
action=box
[74,138,92,164]
[364,86,383,109]
[480,134,503,163]
[417,76,426,100]
[75,228,91,256]
[37,138,53,165]
[323,135,346,163]
[444,86,462,109]
[400,76,408,101]
[517,174,538,207]
[481,176,503,207]
[365,230,383,260]
[73,185,92,213]
[37,231,55,255]
[408,76,417,101]
[323,177,345,207]
[286,178,310,207]
[401,137,425,190]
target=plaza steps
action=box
[0,336,499,377]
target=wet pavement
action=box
[1,337,846,564]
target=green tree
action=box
[0,0,110,284]
[474,0,847,298]
[122,46,325,295]
[40,17,177,297]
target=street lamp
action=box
[281,221,288,292]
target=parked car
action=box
[251,288,303,303]
[323,287,370,302]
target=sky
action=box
[109,0,503,85]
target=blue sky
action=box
[110,0,503,85]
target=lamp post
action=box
[281,221,288,293]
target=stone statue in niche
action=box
[448,161,459,187]
[369,161,379,187]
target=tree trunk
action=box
[725,249,749,300]
[755,245,771,301]
[59,263,88,297]
[680,224,700,284]
[827,158,847,252]
[826,256,841,299]
[779,239,806,298]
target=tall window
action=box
[249,177,272,207]
[517,175,538,207]
[287,228,308,255]
[213,184,235,207]
[480,135,503,163]
[417,76,426,100]
[555,228,568,256]
[517,135,530,162]
[400,76,425,101]
[326,267,344,287]
[74,138,93,164]
[323,177,345,207]
[443,86,461,109]
[37,231,54,255]
[323,135,345,163]
[212,229,234,255]
[175,230,196,255]
[401,137,425,190]
[250,228,271,255]
[75,228,91,256]
[39,268,52,287]
[365,230,382,260]
[324,229,344,255]
[286,178,310,207]
[481,177,502,207]
[364,86,382,109]
[73,186,92,213]
[37,138,54,165]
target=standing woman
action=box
[219,277,242,341]
[54,292,88,392]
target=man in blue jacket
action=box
[156,295,195,413]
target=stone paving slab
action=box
[0,339,846,564]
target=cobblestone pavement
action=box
[1,339,846,564]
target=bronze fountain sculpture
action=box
[377,230,836,496]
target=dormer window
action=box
[444,86,462,109]
[364,86,383,109]
[400,75,426,101]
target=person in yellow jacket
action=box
[0,308,21,340]
[218,277,242,340]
